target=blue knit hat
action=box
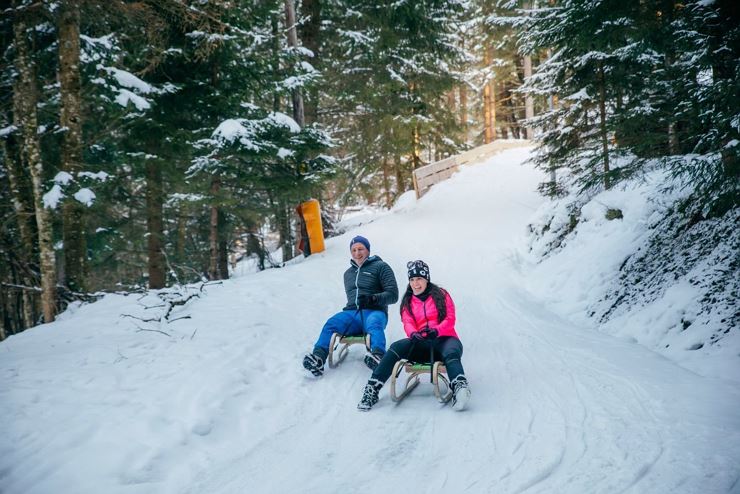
[349,235,370,252]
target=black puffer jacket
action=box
[342,255,399,313]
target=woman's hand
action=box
[411,327,438,340]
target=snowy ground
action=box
[2,148,739,494]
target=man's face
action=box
[351,243,369,265]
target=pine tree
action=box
[11,0,57,322]
[319,0,468,205]
[519,0,653,193]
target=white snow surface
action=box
[2,148,739,494]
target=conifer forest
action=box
[1,0,738,338]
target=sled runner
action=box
[389,359,453,403]
[328,332,371,368]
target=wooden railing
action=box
[412,140,532,198]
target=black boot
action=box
[357,378,383,411]
[363,350,384,371]
[302,352,325,377]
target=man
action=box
[302,235,399,376]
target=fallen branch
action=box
[121,313,160,323]
[168,315,192,323]
[135,326,171,337]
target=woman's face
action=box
[409,277,428,295]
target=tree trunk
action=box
[284,0,305,127]
[382,156,392,208]
[522,1,535,140]
[483,49,493,144]
[218,210,229,280]
[547,48,557,187]
[394,153,405,194]
[13,6,57,323]
[664,53,679,154]
[175,203,187,263]
[299,0,320,124]
[523,55,534,139]
[459,84,467,137]
[412,123,422,169]
[146,160,165,289]
[597,61,611,190]
[2,135,35,328]
[490,80,497,141]
[58,0,86,292]
[275,199,293,262]
[208,178,221,279]
[271,15,281,112]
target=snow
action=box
[211,119,258,150]
[276,147,294,159]
[185,31,237,42]
[80,34,115,51]
[74,188,96,207]
[2,147,739,494]
[102,66,156,94]
[266,112,301,133]
[115,89,151,111]
[42,184,64,209]
[78,171,110,181]
[565,88,590,101]
[53,171,74,185]
[0,125,17,137]
[526,168,738,380]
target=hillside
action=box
[1,148,739,494]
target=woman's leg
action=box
[371,338,414,384]
[436,337,465,381]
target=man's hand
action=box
[357,294,378,308]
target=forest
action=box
[1,0,738,338]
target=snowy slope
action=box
[2,148,739,494]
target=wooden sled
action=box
[328,332,371,368]
[389,359,453,404]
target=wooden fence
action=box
[412,140,532,198]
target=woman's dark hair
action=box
[400,282,447,322]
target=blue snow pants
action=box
[313,309,388,356]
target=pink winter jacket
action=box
[401,290,459,339]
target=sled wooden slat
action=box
[327,332,371,368]
[390,359,453,404]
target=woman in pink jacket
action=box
[357,260,471,412]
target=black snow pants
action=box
[371,336,465,384]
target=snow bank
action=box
[525,169,739,381]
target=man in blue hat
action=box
[302,235,399,376]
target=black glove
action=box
[419,327,438,340]
[357,294,378,308]
[410,331,425,341]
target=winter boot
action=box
[363,350,384,371]
[302,352,325,377]
[357,378,383,411]
[450,375,471,411]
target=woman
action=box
[357,260,471,411]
